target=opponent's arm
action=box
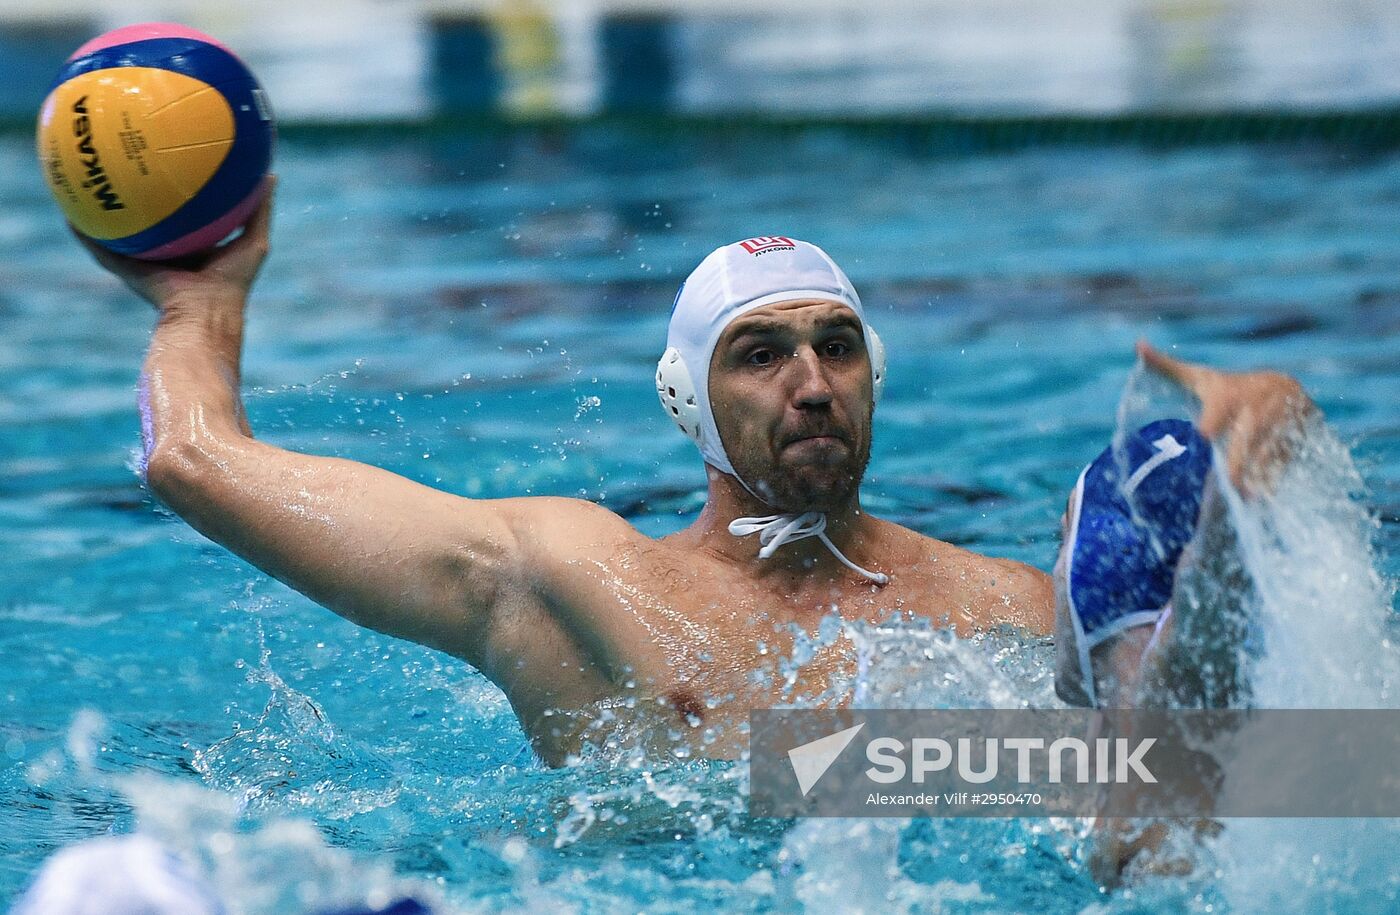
[1136,341,1318,496]
[1085,343,1318,707]
[1085,345,1316,880]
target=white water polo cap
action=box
[656,235,886,478]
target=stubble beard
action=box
[736,432,872,514]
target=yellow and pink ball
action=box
[36,23,275,260]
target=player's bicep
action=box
[148,436,523,661]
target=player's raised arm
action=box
[1136,341,1318,497]
[78,182,595,683]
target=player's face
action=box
[709,299,874,512]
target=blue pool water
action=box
[1,125,1398,912]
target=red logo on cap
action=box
[739,236,796,255]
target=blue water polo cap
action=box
[1066,418,1213,652]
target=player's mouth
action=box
[781,432,849,454]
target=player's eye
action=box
[823,340,851,358]
[747,349,776,366]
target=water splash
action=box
[14,709,445,915]
[1218,419,1397,708]
[191,632,402,820]
[1166,395,1400,912]
[115,771,444,915]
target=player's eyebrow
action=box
[727,313,862,345]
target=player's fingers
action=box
[69,223,122,269]
[68,222,162,287]
[1137,340,1211,394]
[224,176,275,258]
[245,174,275,241]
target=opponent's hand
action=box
[1137,340,1317,496]
[72,175,276,313]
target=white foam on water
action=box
[1198,411,1398,911]
[119,771,446,915]
[31,707,448,915]
[1217,424,1397,708]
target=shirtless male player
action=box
[83,185,1311,768]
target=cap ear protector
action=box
[656,326,886,449]
[868,326,886,398]
[656,347,705,447]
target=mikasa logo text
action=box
[71,97,124,211]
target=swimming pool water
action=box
[1,125,1398,912]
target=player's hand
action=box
[72,175,276,314]
[1137,340,1317,496]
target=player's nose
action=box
[790,346,834,408]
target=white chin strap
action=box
[728,512,889,585]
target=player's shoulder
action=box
[959,550,1054,635]
[884,520,1054,634]
[945,539,1051,599]
[494,496,647,556]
